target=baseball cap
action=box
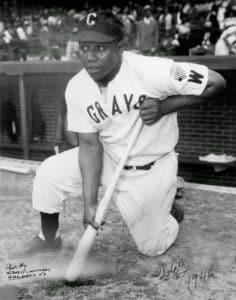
[77,10,125,43]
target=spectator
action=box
[24,19,33,37]
[0,18,4,35]
[157,6,165,35]
[50,44,61,61]
[65,26,79,60]
[205,4,220,44]
[217,0,229,30]
[215,8,236,55]
[3,22,14,45]
[165,7,174,34]
[230,0,236,10]
[182,0,191,15]
[176,14,192,55]
[136,5,159,55]
[2,21,16,60]
[1,1,233,59]
[39,19,51,60]
[48,11,57,27]
[173,3,182,28]
[15,20,28,60]
[122,9,138,50]
[112,5,121,16]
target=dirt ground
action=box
[0,172,236,300]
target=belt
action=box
[124,160,155,171]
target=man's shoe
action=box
[171,202,184,223]
[175,187,184,199]
[25,235,63,255]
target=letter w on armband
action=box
[188,70,204,84]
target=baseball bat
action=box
[64,118,143,282]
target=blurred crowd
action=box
[0,0,236,61]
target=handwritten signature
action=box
[4,262,50,281]
[152,259,217,289]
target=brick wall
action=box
[0,73,72,145]
[0,64,235,187]
[177,70,236,158]
[176,70,236,187]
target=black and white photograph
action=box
[0,0,235,299]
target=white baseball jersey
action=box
[65,52,208,165]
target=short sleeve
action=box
[130,55,208,98]
[168,62,209,96]
[65,83,98,133]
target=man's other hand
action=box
[83,203,100,230]
[139,97,163,125]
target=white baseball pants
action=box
[33,147,179,256]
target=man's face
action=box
[144,9,151,18]
[78,41,121,82]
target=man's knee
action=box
[35,155,63,185]
[33,155,66,213]
[136,218,179,256]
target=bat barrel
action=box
[64,225,97,282]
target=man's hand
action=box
[83,203,106,230]
[83,203,100,230]
[139,97,163,125]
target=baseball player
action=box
[26,11,226,257]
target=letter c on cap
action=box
[86,13,97,26]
